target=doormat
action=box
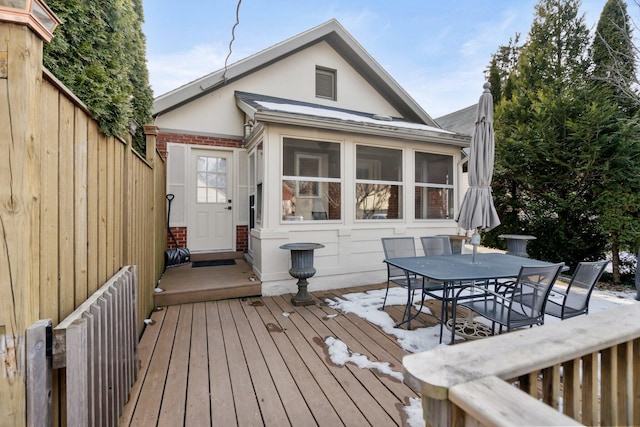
[192,259,236,268]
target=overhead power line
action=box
[222,0,242,83]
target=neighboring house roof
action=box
[236,91,469,146]
[153,19,438,127]
[435,104,477,137]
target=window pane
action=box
[197,157,206,171]
[415,152,453,184]
[316,67,336,100]
[283,138,340,178]
[196,155,228,204]
[355,183,403,219]
[282,180,341,221]
[356,145,402,181]
[257,143,264,182]
[197,187,207,203]
[415,187,454,219]
[256,182,263,222]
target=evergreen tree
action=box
[43,0,152,152]
[489,0,603,269]
[589,0,640,284]
[592,0,638,109]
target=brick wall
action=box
[157,132,243,159]
[236,225,248,252]
[167,227,187,248]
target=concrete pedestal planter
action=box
[280,242,325,306]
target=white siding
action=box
[155,41,402,137]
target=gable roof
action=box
[236,91,468,146]
[153,19,438,127]
[435,104,477,136]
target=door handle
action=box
[227,206,232,210]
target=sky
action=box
[142,0,621,118]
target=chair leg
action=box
[382,282,391,309]
[440,297,447,344]
[395,288,425,330]
[450,299,457,345]
[401,289,413,329]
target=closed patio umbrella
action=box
[456,82,500,262]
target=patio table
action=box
[384,253,562,342]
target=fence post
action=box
[144,124,158,165]
[65,318,89,425]
[0,9,57,425]
[26,319,53,427]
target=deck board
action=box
[129,305,180,427]
[238,298,316,424]
[205,301,238,427]
[121,284,425,426]
[229,298,291,426]
[185,303,211,426]
[251,298,343,427]
[157,304,191,427]
[265,296,371,426]
[297,302,401,426]
[218,299,264,426]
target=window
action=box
[295,154,321,197]
[355,145,403,220]
[282,138,341,221]
[415,152,454,219]
[196,156,227,203]
[248,142,263,225]
[316,67,336,100]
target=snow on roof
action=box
[255,100,454,134]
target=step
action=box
[155,254,261,306]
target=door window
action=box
[196,156,228,203]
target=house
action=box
[152,19,471,296]
[435,104,477,137]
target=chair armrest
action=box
[453,283,510,304]
[495,280,517,295]
[549,285,568,296]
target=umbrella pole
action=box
[470,230,481,264]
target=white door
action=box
[187,149,233,252]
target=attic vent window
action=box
[316,67,336,101]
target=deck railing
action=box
[26,266,139,426]
[403,303,640,427]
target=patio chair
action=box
[421,236,453,256]
[450,263,564,343]
[381,237,445,329]
[544,260,609,320]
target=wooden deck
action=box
[119,284,444,426]
[154,253,262,306]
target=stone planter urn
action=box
[499,234,536,258]
[280,242,325,306]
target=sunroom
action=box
[236,92,470,295]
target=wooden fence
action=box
[26,266,138,426]
[0,20,165,427]
[403,303,640,426]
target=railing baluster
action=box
[403,304,640,426]
[541,365,560,409]
[562,358,581,420]
[631,338,640,426]
[601,346,617,426]
[581,351,599,425]
[617,341,632,425]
